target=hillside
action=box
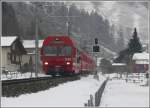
[2,1,147,57]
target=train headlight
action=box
[44,61,49,66]
[66,61,71,65]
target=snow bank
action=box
[100,79,149,107]
[1,73,106,107]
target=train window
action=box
[58,46,72,56]
[44,46,57,56]
[44,46,72,56]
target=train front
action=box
[40,36,75,76]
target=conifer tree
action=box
[114,27,143,63]
[128,28,143,54]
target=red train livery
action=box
[40,36,96,76]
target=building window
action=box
[13,55,15,62]
[7,53,11,64]
[12,43,15,51]
[7,53,10,60]
[16,56,20,63]
[10,54,16,64]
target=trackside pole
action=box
[94,54,99,80]
[35,5,39,77]
[93,38,100,80]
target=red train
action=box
[40,36,96,76]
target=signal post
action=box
[93,38,100,80]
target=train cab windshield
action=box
[44,45,72,56]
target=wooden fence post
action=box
[84,79,108,107]
[90,94,94,106]
[84,103,88,106]
[95,91,98,106]
[88,100,90,106]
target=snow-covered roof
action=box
[132,52,149,60]
[23,40,44,48]
[112,63,126,66]
[135,61,149,64]
[1,36,18,47]
[101,45,116,56]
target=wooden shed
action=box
[1,36,26,71]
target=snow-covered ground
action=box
[2,72,149,107]
[100,79,149,107]
[1,73,106,107]
[105,72,148,85]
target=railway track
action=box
[2,76,52,86]
[2,76,80,97]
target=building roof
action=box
[1,36,18,47]
[23,40,44,48]
[132,52,149,60]
[112,63,126,66]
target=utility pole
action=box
[35,5,39,77]
[66,5,70,36]
[0,0,2,96]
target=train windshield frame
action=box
[43,45,72,56]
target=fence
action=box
[2,67,19,79]
[84,78,108,107]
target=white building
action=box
[22,40,44,71]
[132,52,149,65]
[132,52,149,73]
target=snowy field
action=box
[105,73,148,85]
[1,72,149,107]
[100,79,149,107]
[1,73,106,107]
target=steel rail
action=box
[2,76,53,86]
